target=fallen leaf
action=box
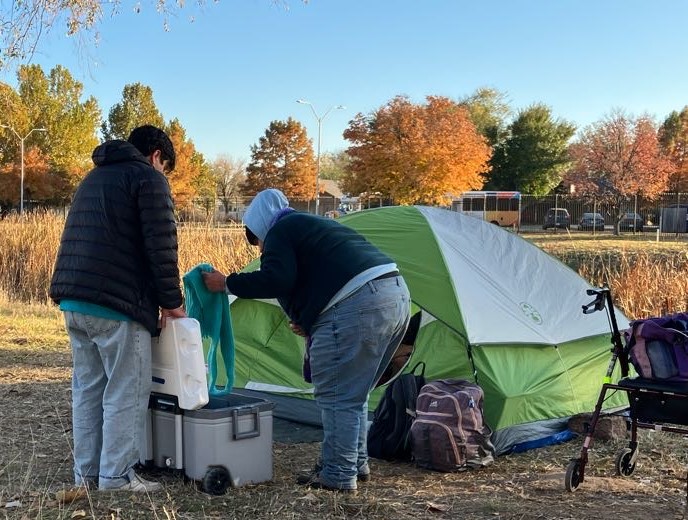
[56,488,88,504]
[71,510,87,518]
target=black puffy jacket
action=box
[49,140,183,334]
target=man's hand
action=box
[160,306,186,328]
[202,269,228,293]
[289,321,306,337]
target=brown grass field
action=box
[1,213,688,519]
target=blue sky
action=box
[3,0,687,162]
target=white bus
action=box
[451,191,521,228]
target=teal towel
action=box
[183,263,235,396]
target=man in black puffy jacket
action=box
[50,125,186,492]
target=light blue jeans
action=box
[309,275,410,490]
[64,312,151,489]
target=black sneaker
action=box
[295,474,357,494]
[302,462,371,483]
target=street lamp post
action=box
[0,124,47,215]
[0,124,47,214]
[296,100,345,216]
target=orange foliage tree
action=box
[0,147,63,207]
[567,111,673,226]
[658,106,688,192]
[166,118,207,209]
[244,118,316,199]
[342,95,491,205]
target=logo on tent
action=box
[519,302,543,325]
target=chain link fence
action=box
[519,192,688,238]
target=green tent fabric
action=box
[183,263,235,395]
[228,206,628,453]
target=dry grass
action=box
[1,214,687,322]
[0,300,687,519]
[0,213,259,304]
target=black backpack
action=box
[367,362,426,461]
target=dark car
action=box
[619,212,644,232]
[542,208,570,230]
[578,212,605,231]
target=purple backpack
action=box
[624,313,688,380]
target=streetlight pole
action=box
[296,100,345,216]
[0,124,47,214]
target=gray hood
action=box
[243,189,290,241]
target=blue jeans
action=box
[309,276,410,490]
[64,312,151,489]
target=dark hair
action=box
[245,226,260,246]
[127,125,176,172]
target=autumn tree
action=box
[165,118,207,209]
[484,103,575,196]
[567,111,673,230]
[102,83,165,140]
[211,155,246,215]
[459,87,512,147]
[0,83,29,163]
[658,107,688,192]
[244,118,316,199]
[342,95,490,205]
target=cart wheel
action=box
[202,466,231,495]
[615,448,636,476]
[565,459,583,492]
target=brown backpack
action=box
[410,379,495,472]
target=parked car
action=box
[578,212,605,231]
[542,208,570,230]
[619,212,644,232]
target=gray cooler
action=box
[142,392,275,494]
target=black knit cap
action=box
[127,125,176,172]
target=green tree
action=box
[102,83,164,140]
[319,150,350,182]
[19,65,100,188]
[244,118,316,199]
[658,107,688,192]
[0,83,30,163]
[1,64,100,202]
[485,103,575,195]
[459,87,512,147]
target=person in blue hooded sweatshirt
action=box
[202,188,410,493]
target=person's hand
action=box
[160,306,186,328]
[289,321,306,337]
[202,269,228,293]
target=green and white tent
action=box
[226,205,627,454]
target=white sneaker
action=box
[104,473,162,492]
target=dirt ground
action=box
[1,311,688,519]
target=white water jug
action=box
[151,317,209,410]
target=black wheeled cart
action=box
[564,287,688,496]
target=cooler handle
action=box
[231,406,261,440]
